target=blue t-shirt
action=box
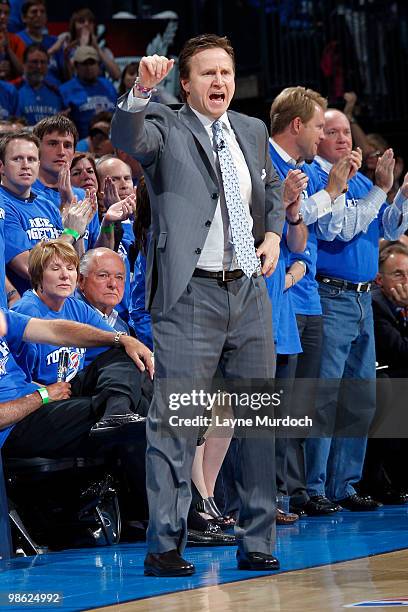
[0,195,6,309]
[0,308,38,447]
[17,81,64,125]
[3,186,63,294]
[32,179,100,251]
[313,163,385,282]
[269,143,322,315]
[60,77,117,139]
[0,80,18,120]
[12,291,113,384]
[16,30,64,85]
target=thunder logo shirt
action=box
[3,185,64,294]
[12,291,113,385]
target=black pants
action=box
[3,348,148,519]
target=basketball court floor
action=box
[0,506,407,611]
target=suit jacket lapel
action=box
[178,105,218,182]
[228,111,264,222]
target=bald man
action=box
[305,109,408,511]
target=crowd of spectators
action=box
[1,2,408,555]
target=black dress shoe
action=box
[90,413,146,436]
[338,494,383,511]
[291,496,340,516]
[187,525,236,546]
[237,550,280,571]
[144,550,195,577]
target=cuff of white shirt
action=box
[393,187,408,213]
[310,189,333,218]
[331,193,346,215]
[118,88,151,112]
[365,185,388,209]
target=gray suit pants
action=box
[146,274,277,554]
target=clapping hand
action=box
[104,193,136,223]
[62,190,97,237]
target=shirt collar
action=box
[269,137,304,168]
[315,155,333,173]
[188,106,231,133]
[0,184,37,202]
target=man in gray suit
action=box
[111,34,284,576]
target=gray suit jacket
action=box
[111,100,284,315]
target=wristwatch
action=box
[37,387,49,404]
[286,212,303,226]
[113,331,127,346]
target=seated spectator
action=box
[1,131,94,294]
[16,0,66,84]
[58,8,120,82]
[70,151,99,194]
[359,243,408,504]
[32,115,131,256]
[76,247,131,337]
[12,240,150,433]
[0,0,24,82]
[76,111,114,158]
[95,155,136,319]
[16,43,64,125]
[60,46,117,139]
[0,306,151,528]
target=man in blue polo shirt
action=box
[269,86,354,517]
[60,46,117,139]
[307,108,408,511]
[16,43,64,125]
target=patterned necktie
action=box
[212,119,260,277]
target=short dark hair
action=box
[33,115,79,147]
[178,34,235,102]
[21,0,45,17]
[23,42,48,63]
[379,243,408,271]
[0,131,40,163]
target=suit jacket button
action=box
[195,248,202,254]
[205,220,212,227]
[211,192,218,200]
